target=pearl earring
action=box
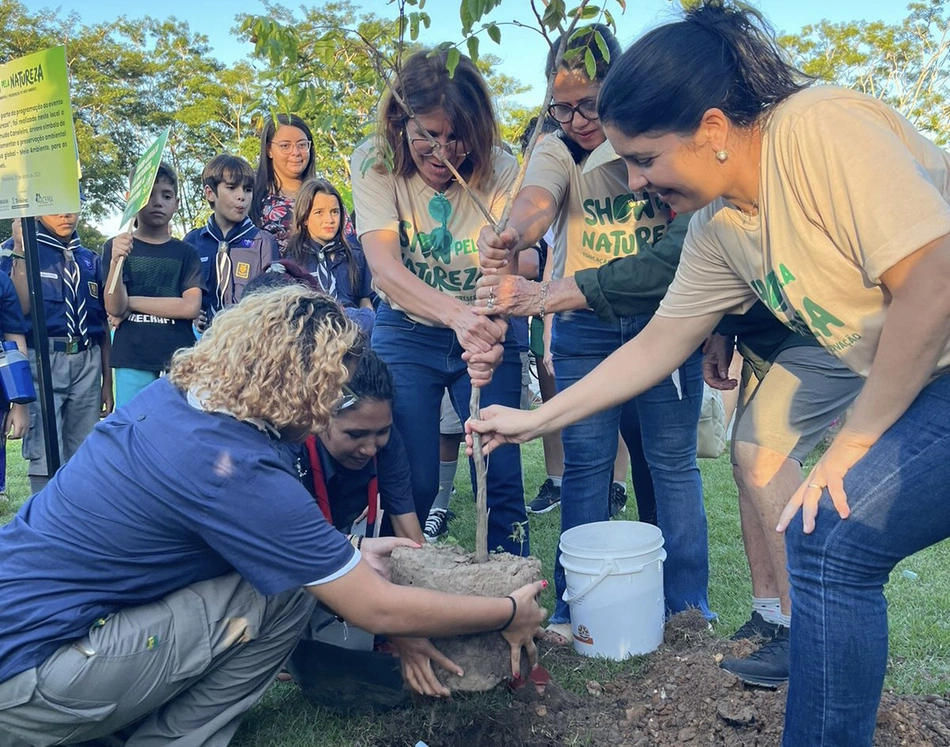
[716,149,729,163]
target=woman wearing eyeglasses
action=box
[477,25,713,634]
[350,49,530,556]
[250,113,318,251]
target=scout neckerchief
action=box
[37,225,87,341]
[205,217,257,313]
[307,239,340,298]
[304,435,378,532]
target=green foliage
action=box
[780,0,950,145]
[0,0,622,234]
[0,0,262,234]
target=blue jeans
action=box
[783,372,950,746]
[371,304,529,556]
[549,310,711,622]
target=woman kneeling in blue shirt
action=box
[0,286,544,745]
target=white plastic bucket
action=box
[560,521,666,660]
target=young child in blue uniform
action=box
[183,154,279,327]
[7,209,112,493]
[283,178,376,335]
[103,162,204,407]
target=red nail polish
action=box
[541,580,548,589]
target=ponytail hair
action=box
[345,348,395,406]
[598,1,812,137]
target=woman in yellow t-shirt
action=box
[350,49,529,557]
[468,3,950,745]
[477,25,712,632]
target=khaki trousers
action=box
[0,574,314,747]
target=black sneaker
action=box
[423,508,454,542]
[730,611,781,642]
[527,478,561,514]
[609,483,627,518]
[720,626,790,688]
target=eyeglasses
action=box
[273,140,312,154]
[335,383,359,412]
[409,138,470,159]
[547,99,599,124]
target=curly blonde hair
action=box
[168,286,363,434]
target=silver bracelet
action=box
[538,281,550,319]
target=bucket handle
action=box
[563,558,623,605]
[561,554,665,606]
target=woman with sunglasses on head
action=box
[0,287,546,745]
[477,25,713,635]
[350,49,529,556]
[470,2,950,744]
[250,113,319,251]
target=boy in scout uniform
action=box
[184,155,278,325]
[8,209,112,493]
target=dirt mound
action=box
[371,611,950,746]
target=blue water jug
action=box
[0,341,36,404]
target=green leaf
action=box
[487,23,501,45]
[603,9,615,31]
[409,13,419,41]
[359,155,377,176]
[460,0,475,35]
[584,48,596,80]
[574,4,601,20]
[467,35,480,63]
[446,46,461,77]
[593,29,610,63]
[542,1,565,31]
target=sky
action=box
[30,0,909,107]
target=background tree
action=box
[0,0,263,238]
[238,0,536,204]
[780,0,950,145]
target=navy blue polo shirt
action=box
[0,271,26,337]
[0,378,357,683]
[16,228,106,343]
[298,428,415,533]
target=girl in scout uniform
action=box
[477,26,712,636]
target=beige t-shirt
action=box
[658,86,950,378]
[350,140,518,321]
[523,135,673,280]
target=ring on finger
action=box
[487,297,495,311]
[806,483,822,489]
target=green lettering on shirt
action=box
[802,297,845,338]
[635,226,652,252]
[779,264,796,284]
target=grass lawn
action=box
[1,436,947,745]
